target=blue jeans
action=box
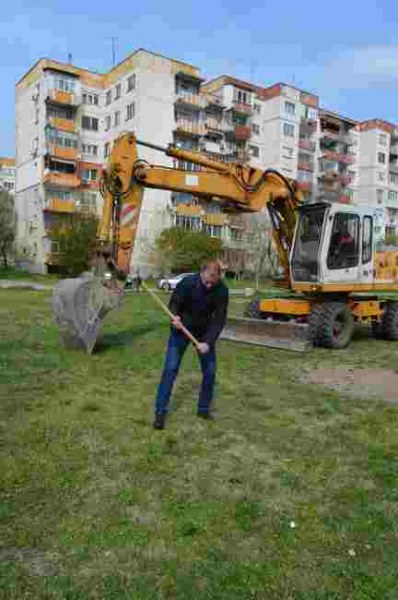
[155,329,217,415]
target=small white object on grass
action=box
[348,549,356,557]
[290,521,296,528]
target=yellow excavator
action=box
[53,132,398,353]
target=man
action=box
[153,259,229,430]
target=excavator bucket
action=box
[52,273,124,354]
[220,316,310,352]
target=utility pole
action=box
[112,37,117,67]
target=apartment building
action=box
[14,49,396,274]
[15,50,204,273]
[355,119,398,236]
[0,157,15,194]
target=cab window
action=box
[327,213,360,269]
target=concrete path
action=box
[0,279,53,291]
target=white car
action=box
[157,273,195,291]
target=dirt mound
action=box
[307,368,398,404]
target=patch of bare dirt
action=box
[306,368,398,404]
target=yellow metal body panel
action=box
[351,301,383,320]
[293,282,398,293]
[259,298,311,315]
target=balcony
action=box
[48,116,76,133]
[321,129,340,141]
[174,120,206,136]
[340,174,354,186]
[47,144,79,161]
[322,150,340,161]
[201,140,222,154]
[338,194,351,204]
[298,138,316,151]
[43,172,80,188]
[298,161,314,172]
[234,125,251,141]
[232,101,252,116]
[44,197,75,213]
[389,162,398,174]
[339,153,356,165]
[300,118,317,132]
[204,118,223,133]
[296,181,312,191]
[175,93,205,110]
[47,89,79,106]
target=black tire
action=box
[244,298,260,318]
[309,302,354,349]
[382,302,398,341]
[162,282,171,292]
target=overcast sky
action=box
[1,0,397,155]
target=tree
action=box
[243,214,280,288]
[51,211,98,276]
[0,190,16,268]
[155,227,222,273]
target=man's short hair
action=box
[201,258,222,275]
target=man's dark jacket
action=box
[168,274,229,345]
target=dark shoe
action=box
[153,413,166,430]
[197,411,214,421]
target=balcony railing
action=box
[43,171,80,188]
[175,93,206,109]
[175,120,206,136]
[44,197,75,213]
[234,125,251,141]
[298,161,314,172]
[47,89,80,106]
[296,181,312,191]
[204,118,223,132]
[47,144,79,161]
[321,129,340,141]
[338,194,352,204]
[340,175,354,186]
[339,153,356,165]
[298,138,316,151]
[232,100,252,114]
[48,116,76,132]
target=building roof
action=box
[319,108,358,126]
[202,75,258,94]
[16,48,201,88]
[0,157,15,167]
[357,118,397,134]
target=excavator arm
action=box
[53,132,303,354]
[98,133,303,280]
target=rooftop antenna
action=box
[68,53,73,65]
[112,37,117,67]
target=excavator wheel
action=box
[309,301,354,349]
[382,302,398,341]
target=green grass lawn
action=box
[1,289,397,599]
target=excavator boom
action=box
[53,132,305,353]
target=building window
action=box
[104,142,111,158]
[378,152,386,164]
[390,173,398,186]
[81,168,97,181]
[362,216,373,264]
[251,123,260,135]
[282,146,294,159]
[377,171,386,182]
[388,190,398,202]
[127,74,136,92]
[105,115,111,131]
[253,104,261,114]
[106,90,112,105]
[115,83,121,100]
[126,103,135,121]
[249,145,259,158]
[54,76,75,93]
[284,101,296,116]
[4,181,14,191]
[82,144,98,156]
[81,116,98,131]
[376,189,384,204]
[379,134,387,146]
[114,111,120,127]
[283,123,295,137]
[82,93,99,105]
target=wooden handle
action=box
[141,282,202,350]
